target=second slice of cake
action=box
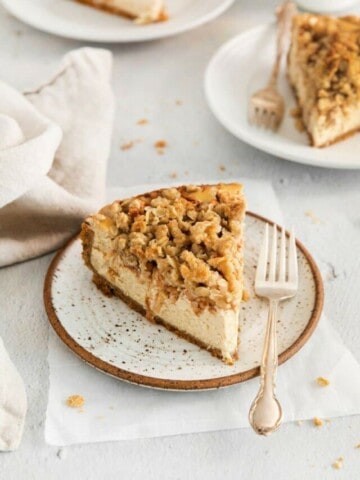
[288,14,360,147]
[81,183,246,364]
[76,0,167,24]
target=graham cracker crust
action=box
[80,223,238,365]
[76,0,168,23]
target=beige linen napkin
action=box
[0,47,114,267]
[0,47,114,451]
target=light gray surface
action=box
[1,0,360,478]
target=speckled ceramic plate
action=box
[44,212,323,391]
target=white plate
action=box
[2,0,234,43]
[205,23,360,169]
[44,212,323,391]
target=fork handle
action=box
[249,299,282,435]
[261,299,279,387]
[268,1,297,88]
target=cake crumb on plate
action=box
[137,118,149,125]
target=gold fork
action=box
[248,1,297,131]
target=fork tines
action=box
[256,223,298,286]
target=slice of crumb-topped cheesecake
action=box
[81,183,246,364]
[76,0,168,24]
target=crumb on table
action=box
[175,100,183,106]
[356,443,360,449]
[219,164,226,172]
[154,140,168,155]
[332,457,344,470]
[313,417,323,427]
[169,172,178,179]
[305,210,322,224]
[66,394,85,409]
[121,141,134,151]
[155,140,168,149]
[316,376,330,387]
[137,118,149,125]
[290,106,305,132]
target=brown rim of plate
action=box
[44,211,324,391]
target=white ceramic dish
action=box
[205,22,360,169]
[295,0,360,13]
[44,212,323,391]
[1,0,234,43]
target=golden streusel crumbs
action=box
[316,376,330,386]
[84,184,246,315]
[332,457,344,469]
[155,140,168,149]
[313,417,324,427]
[137,118,149,125]
[66,395,85,408]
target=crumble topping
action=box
[84,184,246,313]
[291,14,360,122]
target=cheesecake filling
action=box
[90,246,239,363]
